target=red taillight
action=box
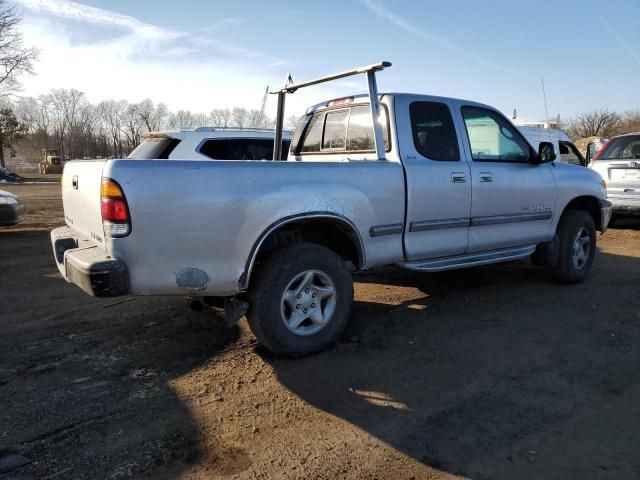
[101,198,128,221]
[100,178,131,237]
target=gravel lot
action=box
[1,179,639,479]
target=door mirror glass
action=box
[537,142,556,163]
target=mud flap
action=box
[224,297,249,328]
[532,235,560,268]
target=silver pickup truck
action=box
[51,62,612,356]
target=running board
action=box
[398,245,537,272]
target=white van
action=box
[517,127,586,167]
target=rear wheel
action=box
[551,210,596,283]
[247,243,353,357]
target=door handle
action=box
[72,175,78,189]
[451,172,467,183]
[479,172,493,183]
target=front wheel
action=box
[550,210,596,284]
[247,243,353,357]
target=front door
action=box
[396,97,472,260]
[458,105,556,253]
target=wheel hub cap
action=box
[572,227,591,270]
[280,270,337,336]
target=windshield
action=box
[127,137,179,159]
[598,135,640,160]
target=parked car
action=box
[50,62,611,357]
[575,136,608,161]
[518,127,586,166]
[0,190,25,225]
[128,128,292,161]
[589,132,640,218]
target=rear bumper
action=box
[608,195,640,216]
[0,202,25,226]
[600,199,613,232]
[51,226,129,297]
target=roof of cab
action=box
[306,92,497,114]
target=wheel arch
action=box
[560,195,602,231]
[241,213,365,290]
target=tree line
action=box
[6,91,287,165]
[563,109,640,140]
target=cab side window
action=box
[323,110,348,150]
[462,107,531,163]
[409,101,459,161]
[292,104,389,155]
[299,114,324,153]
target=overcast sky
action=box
[13,0,640,121]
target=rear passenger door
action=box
[395,97,472,260]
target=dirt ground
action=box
[1,179,639,480]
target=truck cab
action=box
[288,93,609,261]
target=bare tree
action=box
[138,99,168,132]
[168,109,194,129]
[231,107,248,128]
[122,102,144,151]
[191,112,209,128]
[247,109,272,128]
[210,108,232,128]
[622,110,640,134]
[0,2,38,96]
[565,109,623,140]
[98,99,126,158]
[285,114,300,132]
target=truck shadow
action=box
[266,249,640,479]
[0,231,242,479]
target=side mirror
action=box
[536,142,556,164]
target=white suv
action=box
[128,128,293,161]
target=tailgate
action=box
[61,160,107,247]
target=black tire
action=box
[247,243,353,357]
[550,210,596,284]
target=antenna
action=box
[541,76,552,141]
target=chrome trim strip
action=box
[409,218,470,232]
[471,211,552,226]
[369,223,403,237]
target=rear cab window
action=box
[291,103,390,157]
